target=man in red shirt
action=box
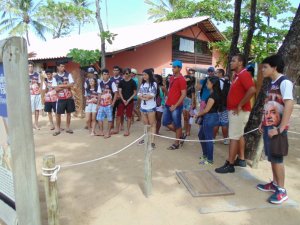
[215,54,256,173]
[162,60,187,150]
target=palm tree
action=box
[0,0,49,45]
[72,0,92,34]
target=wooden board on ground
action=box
[176,170,234,197]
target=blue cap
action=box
[172,60,182,68]
[207,66,215,72]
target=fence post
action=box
[43,155,60,225]
[251,136,264,169]
[144,125,152,197]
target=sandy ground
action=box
[28,105,300,225]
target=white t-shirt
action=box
[272,75,293,100]
[138,82,157,110]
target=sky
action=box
[0,0,299,41]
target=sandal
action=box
[66,129,74,134]
[167,144,180,150]
[53,131,61,136]
[180,134,187,147]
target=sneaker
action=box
[199,159,213,165]
[234,157,247,167]
[138,140,144,145]
[215,161,235,173]
[256,181,277,193]
[268,188,288,204]
[223,139,230,145]
[199,155,207,160]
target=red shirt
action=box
[166,74,187,107]
[227,69,254,112]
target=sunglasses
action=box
[125,72,130,75]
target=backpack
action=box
[220,78,231,108]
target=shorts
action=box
[44,102,57,113]
[31,94,43,112]
[156,105,164,113]
[218,110,229,127]
[85,103,97,113]
[117,101,134,118]
[97,105,113,122]
[140,107,156,113]
[162,105,183,129]
[228,110,250,140]
[183,97,192,111]
[56,98,75,114]
[263,126,284,163]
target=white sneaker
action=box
[223,139,230,145]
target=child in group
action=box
[85,78,101,135]
[97,69,118,138]
[42,69,57,130]
[138,69,158,148]
[195,76,221,165]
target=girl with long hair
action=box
[195,76,222,165]
[154,74,167,134]
[85,78,100,135]
[138,69,157,149]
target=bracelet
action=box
[277,128,281,134]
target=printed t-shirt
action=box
[29,72,41,95]
[52,72,74,100]
[99,80,118,106]
[138,82,157,110]
[42,78,57,102]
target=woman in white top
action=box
[138,69,157,148]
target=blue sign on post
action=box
[0,63,7,118]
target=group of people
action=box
[29,53,294,205]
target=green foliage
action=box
[100,31,118,45]
[67,48,101,67]
[37,0,93,38]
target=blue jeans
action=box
[198,113,219,162]
[162,105,183,129]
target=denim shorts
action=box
[263,126,284,163]
[97,105,113,122]
[140,107,156,113]
[218,110,229,127]
[162,105,183,129]
[183,97,192,111]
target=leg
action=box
[66,113,72,131]
[124,102,134,136]
[155,111,162,134]
[272,163,285,188]
[48,112,55,130]
[34,110,40,129]
[147,112,156,144]
[86,112,92,132]
[98,120,104,136]
[198,125,207,159]
[183,110,189,135]
[238,136,245,160]
[228,139,240,164]
[213,126,219,139]
[221,126,229,139]
[90,112,97,135]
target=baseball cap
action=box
[131,68,137,74]
[172,60,182,68]
[207,66,215,72]
[87,67,95,73]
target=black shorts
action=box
[56,98,75,114]
[44,102,57,113]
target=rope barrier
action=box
[42,165,61,182]
[153,128,259,143]
[60,134,145,169]
[288,130,300,135]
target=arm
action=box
[197,98,215,117]
[127,90,137,103]
[235,86,256,114]
[170,89,187,111]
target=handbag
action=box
[270,131,289,157]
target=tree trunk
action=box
[278,3,300,83]
[95,0,106,69]
[243,0,257,63]
[226,0,242,76]
[245,3,300,161]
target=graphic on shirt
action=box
[86,89,98,105]
[44,79,57,102]
[263,77,285,127]
[55,73,73,99]
[100,83,113,106]
[29,73,40,95]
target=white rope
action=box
[153,128,259,143]
[60,134,145,169]
[288,130,300,135]
[42,165,61,182]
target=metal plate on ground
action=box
[176,170,235,197]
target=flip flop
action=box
[53,131,60,136]
[111,130,119,135]
[96,133,104,136]
[50,127,55,130]
[66,130,74,134]
[167,144,180,150]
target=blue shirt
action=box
[200,78,210,101]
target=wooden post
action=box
[2,37,42,225]
[43,155,60,225]
[144,125,152,197]
[251,136,264,169]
